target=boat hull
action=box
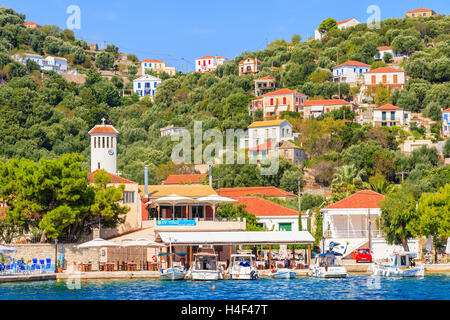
[309,266,348,278]
[272,269,296,279]
[160,269,186,281]
[372,264,424,277]
[191,270,223,281]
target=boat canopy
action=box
[157,252,187,257]
[155,231,315,245]
[318,252,343,257]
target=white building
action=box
[140,59,176,76]
[160,125,185,137]
[232,196,307,231]
[442,108,450,136]
[372,104,411,127]
[41,56,68,73]
[374,46,395,60]
[315,18,360,40]
[360,67,406,102]
[332,60,370,84]
[240,119,294,150]
[195,55,227,73]
[133,74,162,98]
[88,119,119,175]
[22,53,44,66]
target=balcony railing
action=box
[329,230,383,238]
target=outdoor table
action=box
[255,261,265,270]
[276,261,285,268]
[104,262,115,271]
[295,261,305,269]
[127,262,137,271]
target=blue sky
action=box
[3,0,449,72]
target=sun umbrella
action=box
[77,238,121,271]
[147,194,196,219]
[197,194,237,220]
[0,245,17,255]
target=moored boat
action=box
[373,252,424,277]
[190,252,223,281]
[228,254,259,280]
[271,268,296,279]
[309,252,348,278]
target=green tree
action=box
[318,18,337,35]
[216,203,263,231]
[95,52,115,70]
[416,184,450,262]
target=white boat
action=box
[309,252,348,278]
[228,254,259,280]
[373,252,424,277]
[159,238,187,281]
[190,252,223,281]
[271,268,296,279]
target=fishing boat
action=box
[372,252,424,277]
[189,251,224,281]
[159,238,187,280]
[228,254,259,280]
[309,252,348,278]
[271,268,296,279]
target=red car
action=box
[354,248,373,263]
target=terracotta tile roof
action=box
[141,59,164,63]
[249,141,272,151]
[261,88,306,97]
[333,60,371,68]
[248,120,289,128]
[24,53,43,57]
[443,108,450,113]
[239,58,262,64]
[407,7,433,13]
[337,18,354,25]
[279,141,299,149]
[302,99,350,106]
[87,170,138,184]
[366,67,403,74]
[323,190,385,210]
[139,185,217,198]
[197,55,215,60]
[377,46,392,51]
[231,196,304,217]
[375,104,402,110]
[88,125,119,135]
[163,174,207,185]
[217,187,296,198]
[255,76,275,81]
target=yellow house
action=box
[406,6,436,17]
[251,88,307,118]
[238,58,261,75]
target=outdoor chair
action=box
[39,259,46,273]
[45,258,53,272]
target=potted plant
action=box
[57,261,63,273]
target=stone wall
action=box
[5,244,102,271]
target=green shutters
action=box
[279,223,292,231]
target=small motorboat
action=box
[159,239,187,281]
[271,268,296,279]
[190,251,224,281]
[373,252,424,277]
[309,252,348,278]
[228,254,259,280]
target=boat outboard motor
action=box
[250,270,258,280]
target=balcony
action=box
[142,218,246,232]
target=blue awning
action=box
[319,252,343,257]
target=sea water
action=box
[0,274,448,300]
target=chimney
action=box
[209,164,213,187]
[144,165,148,197]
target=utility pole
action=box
[337,49,341,98]
[368,208,372,253]
[297,177,302,230]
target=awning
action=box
[156,231,315,245]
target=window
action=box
[382,75,387,83]
[98,137,101,148]
[279,223,292,231]
[270,98,274,106]
[192,206,204,219]
[111,137,114,148]
[107,137,110,148]
[382,112,386,121]
[154,82,157,88]
[98,162,100,169]
[393,75,398,84]
[272,128,276,137]
[391,111,395,120]
[198,61,200,65]
[137,82,141,88]
[123,191,135,204]
[102,137,105,148]
[371,75,376,84]
[283,97,287,104]
[94,137,96,148]
[208,60,211,65]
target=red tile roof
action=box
[407,7,433,13]
[377,46,392,51]
[197,55,215,60]
[255,76,275,81]
[302,99,350,106]
[163,174,207,185]
[239,58,262,64]
[375,104,402,110]
[334,60,371,68]
[337,18,354,25]
[88,125,119,135]
[217,187,296,198]
[141,59,164,63]
[261,88,306,97]
[366,67,403,74]
[324,190,385,209]
[231,196,305,216]
[443,108,450,113]
[87,170,138,184]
